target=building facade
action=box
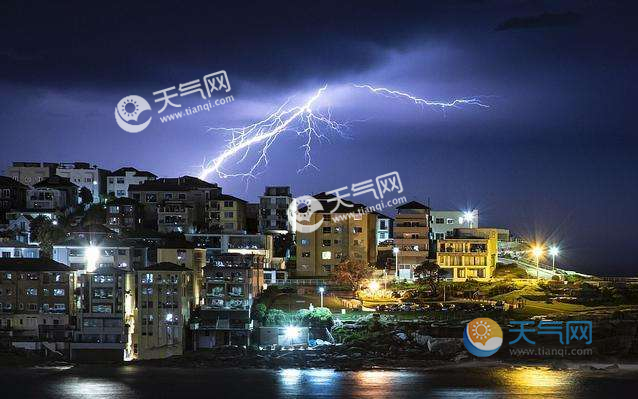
[107,167,157,198]
[393,201,430,280]
[436,228,498,281]
[28,176,79,211]
[106,197,141,233]
[0,176,27,224]
[6,162,58,186]
[259,186,293,233]
[430,210,479,240]
[208,194,247,233]
[55,162,109,204]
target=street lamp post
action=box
[549,246,559,272]
[319,286,325,308]
[532,245,544,279]
[392,247,399,279]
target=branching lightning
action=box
[199,84,488,181]
[353,84,489,109]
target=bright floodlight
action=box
[392,247,399,255]
[549,246,560,257]
[532,245,544,259]
[369,280,380,292]
[463,211,474,221]
[86,245,100,272]
[318,287,325,294]
[284,326,300,340]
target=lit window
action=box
[322,251,332,260]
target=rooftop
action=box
[129,176,218,192]
[0,258,71,272]
[110,167,157,178]
[396,201,430,210]
[0,176,28,189]
[33,175,78,189]
[137,262,191,272]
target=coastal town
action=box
[1,162,636,366]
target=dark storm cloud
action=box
[495,11,580,31]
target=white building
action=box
[375,213,392,245]
[53,239,149,271]
[259,186,292,233]
[55,162,108,204]
[0,238,40,258]
[430,210,479,240]
[107,167,157,198]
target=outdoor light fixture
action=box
[531,245,544,279]
[392,246,400,278]
[318,286,325,307]
[549,246,560,271]
[284,326,300,340]
[463,210,476,228]
[369,280,380,292]
[85,245,100,272]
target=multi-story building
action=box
[106,197,141,233]
[0,238,40,258]
[157,200,195,234]
[0,258,74,339]
[6,162,58,186]
[70,266,136,361]
[55,162,109,204]
[245,203,260,234]
[208,194,247,233]
[129,176,220,230]
[107,167,157,198]
[192,253,263,348]
[53,239,149,272]
[5,210,63,243]
[393,201,430,280]
[436,228,498,281]
[157,240,206,306]
[0,176,27,224]
[133,262,193,360]
[28,176,78,211]
[430,210,479,240]
[295,193,378,278]
[259,186,293,233]
[375,213,393,245]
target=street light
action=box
[392,246,399,278]
[318,286,325,308]
[86,245,100,272]
[531,245,544,279]
[369,280,380,292]
[549,246,559,272]
[463,210,476,228]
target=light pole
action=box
[532,245,544,279]
[392,247,399,278]
[319,286,325,308]
[549,246,559,272]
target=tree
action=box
[79,187,93,205]
[333,259,375,291]
[29,216,65,258]
[81,204,106,226]
[414,260,441,296]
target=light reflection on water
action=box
[3,365,636,398]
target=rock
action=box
[453,353,470,363]
[393,332,408,342]
[412,332,432,347]
[427,338,463,356]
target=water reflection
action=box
[54,378,135,398]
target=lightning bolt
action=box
[353,84,489,108]
[199,84,488,181]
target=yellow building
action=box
[208,194,247,233]
[295,193,377,277]
[436,228,498,281]
[157,242,206,307]
[393,201,431,280]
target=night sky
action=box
[1,1,637,275]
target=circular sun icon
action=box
[471,320,492,340]
[121,98,140,118]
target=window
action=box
[142,273,154,284]
[93,275,114,284]
[116,178,125,184]
[26,288,37,296]
[164,193,173,200]
[352,227,363,234]
[4,273,12,280]
[322,251,332,260]
[353,213,362,220]
[322,227,331,234]
[28,303,37,311]
[224,211,234,218]
[300,239,310,245]
[91,304,110,313]
[447,218,454,224]
[379,220,387,229]
[178,193,186,200]
[322,239,331,247]
[116,190,125,196]
[323,214,331,221]
[435,218,444,224]
[118,249,127,256]
[322,265,332,273]
[302,252,310,258]
[145,193,157,202]
[224,200,234,207]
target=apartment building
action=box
[129,176,220,229]
[0,238,40,258]
[0,176,27,224]
[192,253,264,348]
[157,200,195,234]
[6,162,58,186]
[393,201,430,280]
[28,176,78,211]
[208,194,247,233]
[55,162,109,204]
[53,239,149,272]
[106,197,141,233]
[430,210,479,240]
[0,258,74,339]
[107,167,157,198]
[259,186,293,233]
[185,233,273,265]
[71,266,136,361]
[375,213,393,245]
[157,240,206,306]
[436,228,498,281]
[295,193,378,278]
[133,262,193,360]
